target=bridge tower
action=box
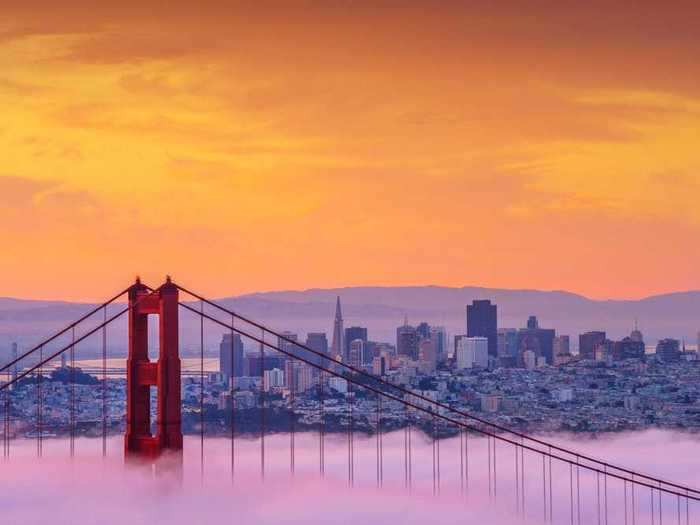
[125,277,182,458]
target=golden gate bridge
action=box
[0,277,697,524]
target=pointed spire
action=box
[335,295,343,321]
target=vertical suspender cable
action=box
[319,368,324,477]
[574,461,584,524]
[260,328,265,480]
[37,345,42,458]
[492,435,498,499]
[230,314,235,481]
[460,428,464,494]
[102,307,107,457]
[543,454,547,523]
[70,327,75,457]
[200,301,204,478]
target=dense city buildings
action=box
[4,295,700,441]
[466,300,498,357]
[580,331,607,360]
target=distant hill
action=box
[1,286,699,360]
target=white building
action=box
[328,377,348,394]
[523,350,537,370]
[263,368,284,392]
[455,336,489,369]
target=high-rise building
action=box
[416,322,431,340]
[306,332,329,368]
[553,335,570,357]
[455,336,489,369]
[348,339,364,367]
[372,355,387,376]
[418,338,437,372]
[263,368,284,391]
[497,328,518,366]
[278,331,298,359]
[517,316,556,365]
[579,331,607,360]
[466,300,498,357]
[430,326,447,363]
[612,337,645,360]
[330,296,344,360]
[220,333,244,378]
[396,319,419,360]
[245,354,285,376]
[344,326,368,361]
[284,361,313,393]
[656,338,681,363]
[630,320,644,344]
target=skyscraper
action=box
[517,316,555,365]
[306,332,328,368]
[466,300,498,357]
[429,326,447,363]
[344,326,368,361]
[220,333,244,378]
[396,318,419,360]
[330,296,343,360]
[455,336,489,369]
[416,322,431,340]
[348,339,364,367]
[497,328,518,366]
[579,331,606,360]
[656,338,681,363]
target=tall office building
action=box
[656,339,681,363]
[416,322,431,340]
[344,326,368,361]
[396,319,419,360]
[630,320,644,344]
[306,332,328,368]
[497,328,518,365]
[285,360,314,393]
[419,338,437,372]
[455,336,489,369]
[263,368,284,391]
[553,335,571,356]
[220,333,244,378]
[348,339,364,367]
[278,331,298,359]
[467,300,498,357]
[429,326,447,363]
[579,331,606,360]
[517,316,555,365]
[330,296,344,360]
[613,337,645,360]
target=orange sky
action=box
[1,1,699,301]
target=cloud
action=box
[0,430,696,524]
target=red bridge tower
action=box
[125,277,182,458]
